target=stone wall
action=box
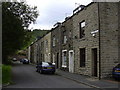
[73,2,119,78]
[61,17,73,70]
[73,3,100,76]
[51,24,62,68]
[99,2,119,78]
[43,32,51,62]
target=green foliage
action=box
[2,65,12,84]
[2,2,39,64]
[0,65,2,84]
[3,2,39,28]
[17,51,26,56]
[31,29,50,42]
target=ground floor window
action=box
[62,50,67,67]
[52,54,55,63]
[80,48,86,67]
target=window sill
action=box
[79,67,86,69]
[62,43,67,46]
[79,37,86,41]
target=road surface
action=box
[4,61,92,88]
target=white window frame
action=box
[53,37,56,46]
[53,54,55,63]
[62,50,67,67]
[81,21,85,28]
[64,36,67,44]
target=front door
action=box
[69,50,74,73]
[92,48,97,77]
[56,53,59,68]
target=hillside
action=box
[31,29,50,42]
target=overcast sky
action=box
[26,0,92,30]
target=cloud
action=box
[26,0,92,30]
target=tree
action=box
[2,2,39,64]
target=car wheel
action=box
[39,70,43,74]
[52,72,55,74]
[36,69,38,72]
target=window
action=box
[79,20,85,38]
[41,41,44,50]
[53,54,55,63]
[69,31,72,38]
[80,48,85,67]
[62,51,67,67]
[64,36,67,44]
[81,21,85,28]
[53,37,55,46]
[45,40,48,52]
[45,40,48,47]
[62,30,67,44]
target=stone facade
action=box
[51,23,62,68]
[29,42,36,64]
[43,32,51,62]
[28,32,51,64]
[60,17,74,72]
[73,2,99,77]
[73,2,119,78]
[31,41,39,64]
[35,32,51,63]
[27,2,120,79]
[119,2,120,64]
[99,2,119,78]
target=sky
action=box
[26,0,92,30]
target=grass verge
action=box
[0,64,2,85]
[2,64,12,85]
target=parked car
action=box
[12,58,17,61]
[112,63,120,80]
[22,58,29,64]
[20,59,24,63]
[36,62,55,74]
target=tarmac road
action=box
[4,61,92,88]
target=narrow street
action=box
[4,61,92,88]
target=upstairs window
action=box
[62,29,67,44]
[45,40,48,52]
[64,36,67,44]
[53,37,56,47]
[41,41,44,50]
[79,20,85,39]
[69,31,72,38]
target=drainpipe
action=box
[98,2,101,80]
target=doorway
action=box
[92,48,97,77]
[56,53,59,68]
[69,50,74,73]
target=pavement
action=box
[56,69,120,89]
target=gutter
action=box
[98,2,101,80]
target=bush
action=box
[0,65,2,84]
[2,65,12,84]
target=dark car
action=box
[22,58,29,64]
[20,59,24,63]
[36,62,55,74]
[112,63,120,80]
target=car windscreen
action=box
[115,64,120,68]
[24,59,28,61]
[42,62,52,66]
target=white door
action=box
[69,50,74,73]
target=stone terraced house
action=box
[72,2,120,79]
[27,2,120,79]
[51,22,62,69]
